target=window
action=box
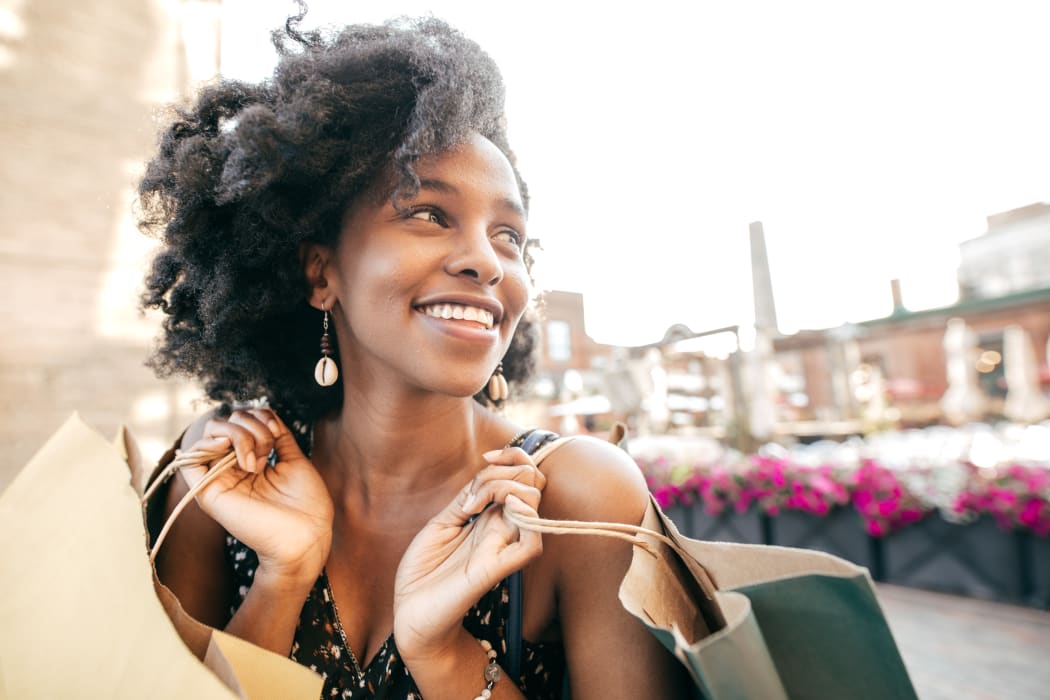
[546,320,572,362]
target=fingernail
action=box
[244,452,256,472]
[463,491,476,510]
[482,449,502,460]
[267,420,279,433]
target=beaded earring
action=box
[487,362,509,402]
[314,302,339,387]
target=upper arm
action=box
[153,412,233,629]
[539,436,692,699]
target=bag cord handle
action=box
[145,434,676,563]
[143,446,239,564]
[509,436,678,553]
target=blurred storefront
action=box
[522,204,1050,445]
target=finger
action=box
[192,435,232,454]
[474,459,550,493]
[488,447,546,491]
[246,408,279,436]
[203,417,261,473]
[464,480,542,516]
[228,410,276,464]
[495,493,544,568]
[177,449,238,492]
[482,446,534,467]
[227,411,279,470]
[264,411,310,464]
[468,465,545,500]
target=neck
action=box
[310,385,513,516]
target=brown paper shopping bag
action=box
[0,414,323,699]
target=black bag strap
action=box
[504,428,560,682]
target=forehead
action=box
[413,133,525,213]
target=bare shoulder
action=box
[179,409,220,450]
[536,434,649,525]
[531,435,692,697]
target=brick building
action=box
[775,286,1050,428]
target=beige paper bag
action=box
[0,414,323,699]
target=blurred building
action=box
[958,203,1050,299]
[509,291,618,434]
[775,285,1050,430]
[777,202,1050,431]
[0,0,221,488]
[527,204,1050,442]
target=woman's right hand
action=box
[180,408,334,587]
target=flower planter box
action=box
[881,515,1024,603]
[662,504,765,544]
[767,508,873,570]
[1023,533,1050,609]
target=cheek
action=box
[502,262,532,317]
[341,241,413,302]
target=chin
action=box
[425,378,490,400]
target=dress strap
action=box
[504,427,561,683]
[513,428,560,455]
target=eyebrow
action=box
[418,178,527,221]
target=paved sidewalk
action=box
[877,584,1050,700]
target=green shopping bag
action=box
[620,497,918,700]
[518,435,919,700]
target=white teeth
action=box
[420,303,495,329]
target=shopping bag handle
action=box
[145,433,680,564]
[509,436,681,554]
[502,507,677,553]
[143,445,239,564]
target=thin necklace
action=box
[310,427,364,680]
[324,571,364,680]
[313,424,533,683]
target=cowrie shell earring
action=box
[487,362,509,402]
[314,302,339,387]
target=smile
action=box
[419,303,495,329]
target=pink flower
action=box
[953,463,1050,536]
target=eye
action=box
[408,207,446,226]
[493,229,523,248]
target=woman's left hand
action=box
[392,447,546,663]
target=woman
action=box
[141,12,689,699]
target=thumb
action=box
[268,413,309,463]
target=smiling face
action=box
[320,132,531,400]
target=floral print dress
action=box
[226,429,566,699]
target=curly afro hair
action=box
[139,10,537,429]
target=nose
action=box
[445,225,503,286]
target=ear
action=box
[299,242,338,310]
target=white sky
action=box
[220,0,1050,347]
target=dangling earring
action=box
[487,362,509,402]
[314,301,339,387]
